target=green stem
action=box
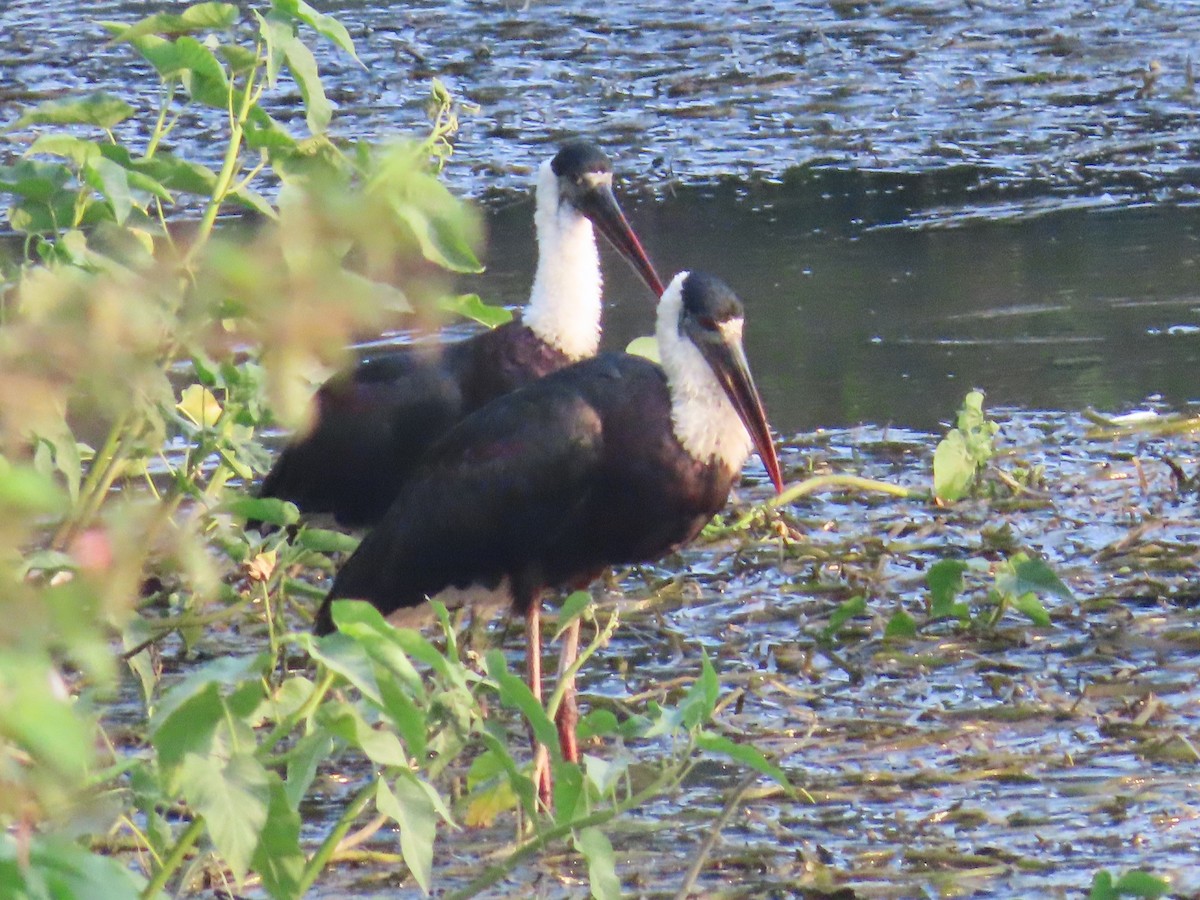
[184,67,258,264]
[544,611,620,720]
[259,669,336,756]
[141,815,204,900]
[724,474,916,533]
[296,778,376,895]
[443,763,691,900]
[53,414,138,550]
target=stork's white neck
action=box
[655,273,753,472]
[522,160,603,360]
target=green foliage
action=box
[925,552,1072,630]
[1089,869,1171,899]
[933,390,999,501]
[0,5,790,897]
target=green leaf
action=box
[486,649,559,757]
[1089,871,1116,900]
[252,775,305,900]
[377,775,438,895]
[927,560,968,619]
[178,753,270,884]
[554,590,592,639]
[295,527,360,552]
[582,753,628,796]
[307,633,383,705]
[1006,554,1074,601]
[575,827,621,900]
[394,203,485,273]
[0,833,145,900]
[223,495,299,526]
[695,732,790,788]
[10,92,134,130]
[282,28,332,134]
[128,35,231,108]
[436,293,512,328]
[320,702,409,767]
[1013,592,1051,626]
[322,601,425,695]
[0,655,93,779]
[884,609,917,639]
[107,3,239,43]
[680,652,719,729]
[552,758,583,824]
[150,681,225,779]
[0,459,67,515]
[1111,870,1171,897]
[177,383,223,427]
[932,429,974,502]
[278,0,363,64]
[625,335,660,363]
[577,709,619,740]
[821,594,866,642]
[284,732,333,810]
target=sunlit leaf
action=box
[106,3,239,43]
[436,293,512,328]
[625,335,660,362]
[932,429,974,502]
[179,753,270,884]
[177,383,223,427]
[463,778,518,827]
[377,775,437,895]
[10,92,134,130]
[306,634,383,706]
[553,590,592,639]
[679,652,719,728]
[1111,870,1171,897]
[583,753,627,796]
[252,775,305,900]
[575,827,621,900]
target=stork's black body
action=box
[315,352,733,631]
[315,271,784,809]
[259,141,664,528]
[260,320,577,527]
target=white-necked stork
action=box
[315,270,784,807]
[258,141,664,527]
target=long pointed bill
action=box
[699,332,785,494]
[577,184,667,298]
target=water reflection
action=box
[474,170,1200,433]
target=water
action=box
[5,1,1200,897]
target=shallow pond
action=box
[4,0,1200,897]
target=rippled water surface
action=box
[4,2,1200,898]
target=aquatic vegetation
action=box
[0,4,787,898]
[933,389,1000,502]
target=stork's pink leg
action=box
[525,601,552,809]
[555,617,581,764]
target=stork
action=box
[259,141,664,527]
[315,271,783,808]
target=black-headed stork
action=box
[259,141,665,527]
[315,271,783,807]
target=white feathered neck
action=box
[522,159,603,360]
[655,272,753,471]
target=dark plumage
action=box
[259,141,663,527]
[315,271,784,807]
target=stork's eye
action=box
[697,315,719,331]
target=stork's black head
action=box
[673,271,784,493]
[551,141,613,182]
[679,270,746,332]
[547,141,665,297]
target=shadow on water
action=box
[477,168,1200,434]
